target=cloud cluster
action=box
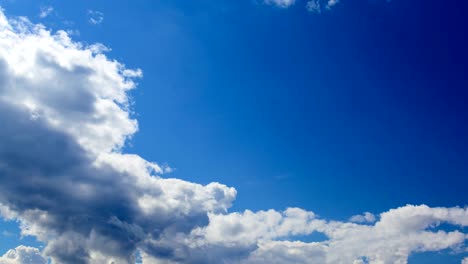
[265,0,340,12]
[0,246,47,264]
[0,7,467,264]
[0,9,234,264]
[306,0,340,13]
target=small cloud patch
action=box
[87,10,104,25]
[38,6,53,19]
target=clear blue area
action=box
[1,0,467,262]
[409,250,468,264]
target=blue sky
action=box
[0,0,467,263]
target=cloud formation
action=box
[158,205,468,264]
[306,0,340,13]
[87,10,104,25]
[306,0,321,13]
[264,0,296,8]
[326,0,339,9]
[0,9,234,264]
[0,7,467,264]
[0,246,47,264]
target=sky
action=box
[0,0,467,263]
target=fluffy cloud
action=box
[0,246,47,264]
[264,0,296,8]
[0,7,467,264]
[142,204,468,264]
[0,9,234,264]
[463,257,468,264]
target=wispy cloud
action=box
[38,6,53,19]
[264,0,296,8]
[1,230,15,237]
[306,0,321,13]
[87,10,104,25]
[306,0,340,13]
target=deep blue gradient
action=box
[1,0,467,262]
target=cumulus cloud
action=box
[0,246,47,264]
[463,257,468,264]
[137,204,468,264]
[38,6,53,19]
[0,9,234,263]
[0,7,467,264]
[264,0,296,8]
[87,10,104,25]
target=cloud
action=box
[306,0,340,13]
[138,204,468,263]
[463,257,468,264]
[326,0,339,9]
[0,7,467,264]
[180,204,468,264]
[87,10,104,25]
[0,246,47,264]
[38,6,53,19]
[264,0,296,8]
[349,212,376,223]
[0,9,234,263]
[306,0,321,13]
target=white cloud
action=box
[190,208,324,245]
[0,9,234,263]
[326,0,339,9]
[87,10,104,25]
[143,204,468,264]
[38,6,53,19]
[0,246,47,264]
[244,241,327,264]
[0,7,467,264]
[462,257,468,264]
[0,20,137,154]
[349,212,376,223]
[306,0,340,13]
[264,0,296,8]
